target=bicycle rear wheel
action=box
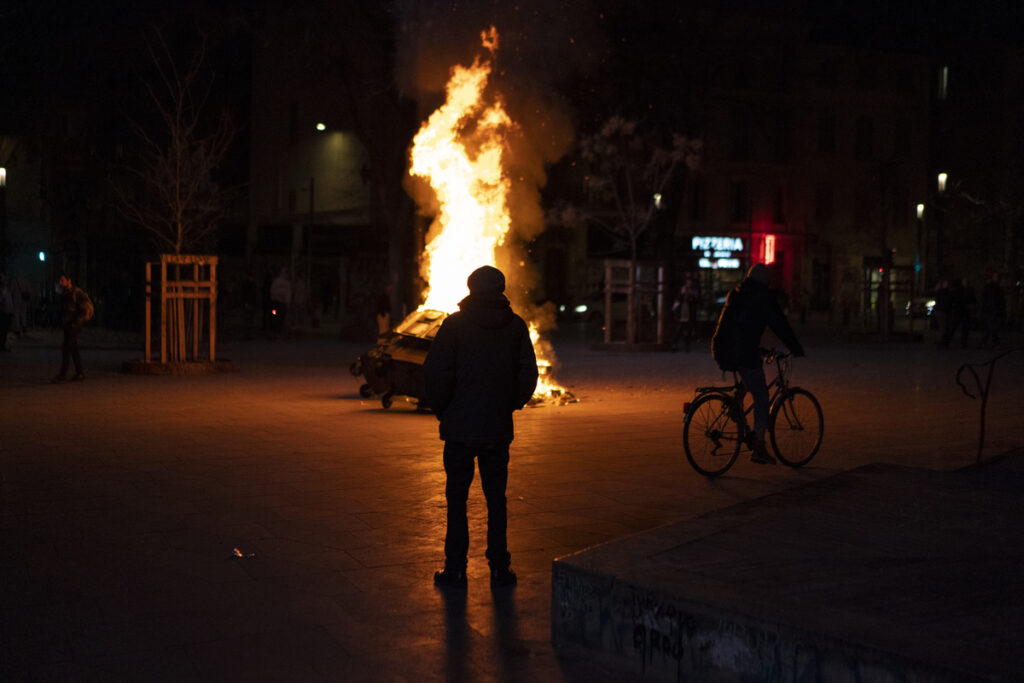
[683,393,742,477]
[769,387,823,467]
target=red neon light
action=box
[764,234,776,265]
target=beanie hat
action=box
[466,265,506,294]
[747,263,770,285]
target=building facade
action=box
[675,9,931,327]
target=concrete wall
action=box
[551,561,974,683]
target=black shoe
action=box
[750,442,777,465]
[50,374,66,384]
[71,373,84,382]
[433,568,467,587]
[490,567,517,588]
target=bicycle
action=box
[682,348,823,477]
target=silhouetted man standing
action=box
[424,265,538,588]
[51,273,93,383]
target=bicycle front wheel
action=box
[769,387,823,467]
[683,393,742,477]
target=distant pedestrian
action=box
[0,274,13,351]
[933,279,952,345]
[980,271,1006,348]
[269,266,291,336]
[670,272,700,352]
[424,265,538,589]
[51,273,93,383]
[10,271,29,337]
[944,277,976,348]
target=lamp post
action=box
[915,203,925,291]
[0,167,7,268]
[936,172,948,280]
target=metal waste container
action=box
[350,308,447,409]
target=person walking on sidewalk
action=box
[711,263,805,465]
[670,272,701,352]
[979,271,1006,348]
[51,273,93,383]
[424,265,538,589]
[0,274,13,351]
[944,276,977,348]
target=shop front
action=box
[683,231,801,320]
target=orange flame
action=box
[409,27,572,404]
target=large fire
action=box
[409,27,570,403]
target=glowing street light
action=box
[916,203,925,219]
[0,167,6,251]
[315,122,326,132]
[937,172,948,193]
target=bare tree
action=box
[113,28,235,255]
[563,116,700,343]
[112,27,236,364]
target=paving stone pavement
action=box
[1,326,1022,681]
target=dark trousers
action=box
[737,365,770,439]
[0,312,11,350]
[442,441,511,571]
[59,324,82,376]
[981,315,1002,347]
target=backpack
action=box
[711,299,739,370]
[77,288,95,322]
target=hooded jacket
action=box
[712,277,804,370]
[424,292,538,444]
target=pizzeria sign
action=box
[692,236,743,269]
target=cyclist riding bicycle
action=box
[711,263,805,465]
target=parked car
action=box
[905,296,936,319]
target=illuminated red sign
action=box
[764,234,776,265]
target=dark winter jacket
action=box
[424,292,538,444]
[62,286,93,328]
[711,278,804,370]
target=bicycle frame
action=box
[683,348,821,475]
[685,350,793,447]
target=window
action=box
[855,116,873,161]
[729,110,751,161]
[818,110,836,155]
[773,186,786,224]
[817,60,837,87]
[856,63,877,90]
[690,178,706,222]
[890,186,908,228]
[288,101,299,147]
[815,185,833,224]
[730,181,750,223]
[735,60,753,90]
[895,119,912,159]
[854,182,870,224]
[774,111,791,163]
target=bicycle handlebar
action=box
[759,347,790,362]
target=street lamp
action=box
[915,203,926,291]
[937,172,948,193]
[0,167,7,266]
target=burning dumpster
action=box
[350,308,447,410]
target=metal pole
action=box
[308,176,314,304]
[0,169,7,269]
[145,262,151,362]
